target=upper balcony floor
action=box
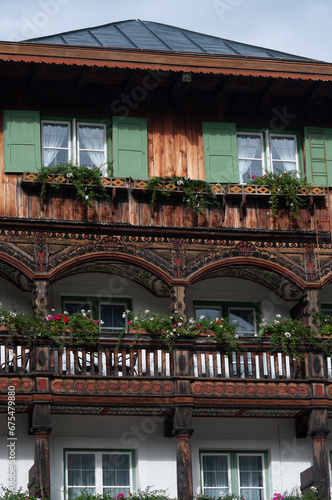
[1,58,332,232]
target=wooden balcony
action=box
[0,172,326,232]
[1,335,331,417]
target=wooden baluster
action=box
[274,354,279,379]
[81,348,86,376]
[161,349,166,376]
[73,348,79,375]
[220,351,225,378]
[66,346,70,375]
[154,349,159,376]
[251,352,257,378]
[106,348,111,376]
[137,349,143,376]
[197,351,202,377]
[5,346,9,372]
[259,352,264,379]
[114,349,119,376]
[146,350,151,376]
[49,348,54,374]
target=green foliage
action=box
[145,176,221,222]
[120,309,239,351]
[274,487,320,500]
[69,486,172,500]
[36,162,112,213]
[248,170,310,218]
[0,487,47,499]
[259,315,317,359]
[0,304,100,347]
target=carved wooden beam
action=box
[30,403,52,499]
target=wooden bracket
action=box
[111,187,116,215]
[240,193,247,220]
[307,195,314,222]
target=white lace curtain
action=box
[270,136,295,173]
[237,135,262,182]
[42,123,69,166]
[78,125,105,169]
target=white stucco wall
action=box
[0,413,330,499]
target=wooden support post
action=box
[308,409,330,500]
[302,289,320,331]
[33,280,49,319]
[173,407,194,500]
[30,403,52,499]
[171,285,187,321]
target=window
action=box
[62,296,132,333]
[237,131,298,183]
[237,133,264,183]
[4,110,148,178]
[41,120,107,172]
[202,121,300,184]
[201,452,267,500]
[194,302,259,336]
[65,451,133,499]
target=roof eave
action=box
[0,41,332,81]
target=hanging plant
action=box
[35,162,113,214]
[145,175,221,222]
[248,170,311,218]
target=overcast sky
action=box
[0,0,330,62]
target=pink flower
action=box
[93,320,98,324]
[116,495,124,499]
[173,324,177,328]
[128,321,132,325]
[196,324,201,328]
[252,175,257,179]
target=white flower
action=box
[199,315,205,320]
[81,309,85,313]
[150,317,154,321]
[144,309,150,314]
[134,317,138,321]
[100,320,104,325]
[63,311,68,315]
[51,308,55,312]
[284,332,291,338]
[177,179,183,186]
[9,312,16,318]
[85,195,89,200]
[126,309,130,314]
[66,172,73,178]
[276,314,281,318]
[122,312,126,318]
[235,334,239,339]
[189,318,194,324]
[178,322,182,326]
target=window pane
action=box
[237,134,263,183]
[229,308,255,336]
[195,308,220,320]
[42,123,69,167]
[78,124,105,169]
[67,453,95,489]
[239,456,263,500]
[100,304,126,332]
[102,454,130,488]
[270,136,296,174]
[202,455,228,487]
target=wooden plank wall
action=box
[0,93,329,232]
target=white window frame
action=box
[236,131,265,184]
[200,453,231,498]
[99,301,127,333]
[237,453,266,500]
[77,121,107,171]
[41,119,71,167]
[266,131,299,176]
[65,450,133,499]
[228,306,257,337]
[41,119,108,174]
[200,452,266,500]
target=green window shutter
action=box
[202,122,238,183]
[112,116,148,178]
[304,126,332,186]
[3,110,41,173]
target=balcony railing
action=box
[0,337,328,381]
[15,173,328,230]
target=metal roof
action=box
[24,19,314,62]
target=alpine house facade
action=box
[1,18,332,500]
